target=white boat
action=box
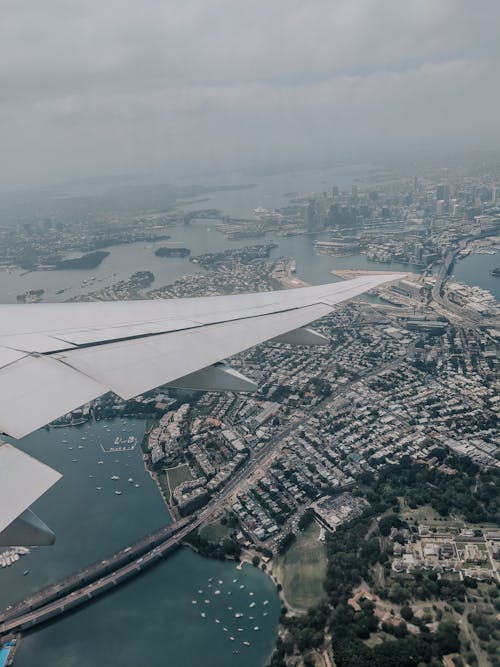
[243,641,251,646]
[253,626,260,631]
[201,612,206,618]
[191,600,197,604]
[114,490,122,495]
[249,602,256,608]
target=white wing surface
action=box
[0,274,404,439]
[0,273,404,544]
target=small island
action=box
[155,246,191,258]
[54,251,110,270]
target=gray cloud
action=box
[1,0,499,187]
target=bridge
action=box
[0,515,199,637]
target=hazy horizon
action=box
[1,0,499,190]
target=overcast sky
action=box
[1,0,499,188]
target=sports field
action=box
[275,521,328,610]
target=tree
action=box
[400,605,413,622]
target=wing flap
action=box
[0,441,61,534]
[0,355,107,438]
[0,333,77,353]
[0,347,28,369]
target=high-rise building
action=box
[305,201,319,231]
[436,184,449,202]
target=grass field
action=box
[159,464,194,503]
[199,520,233,544]
[399,499,467,528]
[275,521,328,611]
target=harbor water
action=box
[0,420,279,667]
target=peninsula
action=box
[54,251,110,270]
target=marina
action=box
[100,435,138,453]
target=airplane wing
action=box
[0,273,404,544]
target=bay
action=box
[453,250,500,301]
[0,419,280,667]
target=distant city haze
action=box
[1,0,499,189]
